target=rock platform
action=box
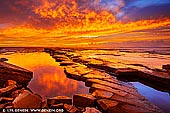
[44,48,168,113]
[1,48,169,113]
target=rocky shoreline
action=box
[0,48,170,113]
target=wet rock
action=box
[74,65,93,75]
[49,50,56,56]
[65,52,74,57]
[64,68,82,80]
[86,77,122,86]
[51,103,64,109]
[47,96,72,107]
[0,62,33,87]
[44,48,54,53]
[73,94,96,107]
[69,53,81,59]
[52,55,69,62]
[106,78,136,89]
[83,107,102,113]
[113,54,121,56]
[85,78,129,90]
[108,103,164,113]
[55,51,67,55]
[139,70,170,86]
[89,79,145,100]
[115,68,139,78]
[97,99,119,112]
[92,90,113,99]
[41,101,48,108]
[87,60,118,73]
[64,104,79,113]
[115,67,170,88]
[10,90,21,98]
[5,105,13,109]
[13,90,42,108]
[85,79,139,97]
[162,64,170,71]
[72,56,89,64]
[52,54,66,58]
[0,104,5,110]
[64,64,93,81]
[60,61,75,66]
[81,71,111,82]
[130,63,152,70]
[7,80,17,86]
[91,77,134,89]
[76,106,86,112]
[70,55,81,60]
[110,94,163,113]
[0,102,12,110]
[0,58,8,62]
[0,80,17,96]
[88,59,104,65]
[89,83,127,97]
[0,97,14,103]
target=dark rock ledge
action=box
[0,62,33,88]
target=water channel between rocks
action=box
[1,52,89,99]
[1,51,170,112]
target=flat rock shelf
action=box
[1,47,170,113]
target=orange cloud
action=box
[0,0,170,47]
[1,18,170,36]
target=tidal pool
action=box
[1,52,89,99]
[132,82,170,113]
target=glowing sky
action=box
[0,0,170,47]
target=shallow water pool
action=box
[1,52,89,99]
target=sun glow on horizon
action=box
[0,0,170,47]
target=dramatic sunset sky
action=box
[0,0,170,47]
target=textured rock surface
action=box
[0,80,17,96]
[132,70,170,90]
[73,94,96,107]
[0,102,13,109]
[10,90,21,98]
[115,68,139,78]
[46,48,166,113]
[81,71,111,82]
[60,61,75,66]
[47,96,72,107]
[83,107,102,113]
[85,78,138,96]
[97,99,119,112]
[90,83,128,97]
[51,103,64,109]
[13,90,42,108]
[67,51,170,90]
[108,103,158,113]
[110,94,163,113]
[64,64,93,81]
[52,55,69,62]
[162,64,170,71]
[92,90,113,99]
[0,97,14,103]
[64,104,79,113]
[0,62,33,87]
